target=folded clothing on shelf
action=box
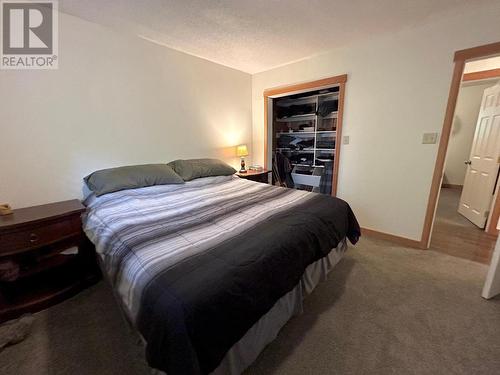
[277,103,316,119]
[289,153,314,165]
[315,156,334,167]
[317,124,336,132]
[299,124,315,132]
[277,135,295,148]
[278,135,314,150]
[316,154,334,160]
[316,139,335,149]
[295,139,314,149]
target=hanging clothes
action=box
[274,152,294,188]
[319,161,334,195]
[316,100,338,117]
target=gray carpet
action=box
[1,237,499,375]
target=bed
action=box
[82,174,360,375]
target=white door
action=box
[458,83,500,228]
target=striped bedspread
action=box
[83,175,360,375]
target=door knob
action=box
[464,160,472,165]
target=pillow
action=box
[168,158,237,181]
[84,164,184,196]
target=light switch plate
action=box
[343,136,350,145]
[422,132,438,144]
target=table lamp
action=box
[236,144,249,173]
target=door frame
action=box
[421,41,500,248]
[263,74,348,196]
[463,68,500,82]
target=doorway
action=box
[427,52,500,263]
[263,75,347,197]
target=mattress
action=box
[83,175,360,374]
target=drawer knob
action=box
[29,233,39,244]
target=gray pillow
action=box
[84,164,184,196]
[168,158,236,181]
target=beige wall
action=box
[444,82,497,186]
[252,2,500,241]
[0,12,252,209]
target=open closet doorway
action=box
[430,55,500,264]
[263,75,347,197]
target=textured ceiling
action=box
[60,0,494,74]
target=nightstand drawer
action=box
[0,199,99,323]
[0,216,81,256]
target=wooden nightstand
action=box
[0,200,100,322]
[236,169,272,184]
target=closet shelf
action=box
[319,112,338,119]
[276,111,338,122]
[277,97,317,107]
[291,163,325,168]
[276,114,316,122]
[316,158,334,162]
[276,148,334,152]
[276,131,336,137]
[276,148,314,153]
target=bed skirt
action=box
[149,239,347,375]
[210,238,347,374]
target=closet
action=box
[266,76,346,196]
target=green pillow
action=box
[168,158,236,181]
[84,164,184,196]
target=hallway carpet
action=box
[1,236,499,375]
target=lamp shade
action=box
[236,144,249,157]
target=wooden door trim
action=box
[263,74,348,197]
[362,227,424,249]
[454,42,500,62]
[463,68,500,82]
[263,97,269,172]
[421,41,500,249]
[332,82,346,196]
[263,75,347,98]
[486,188,500,236]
